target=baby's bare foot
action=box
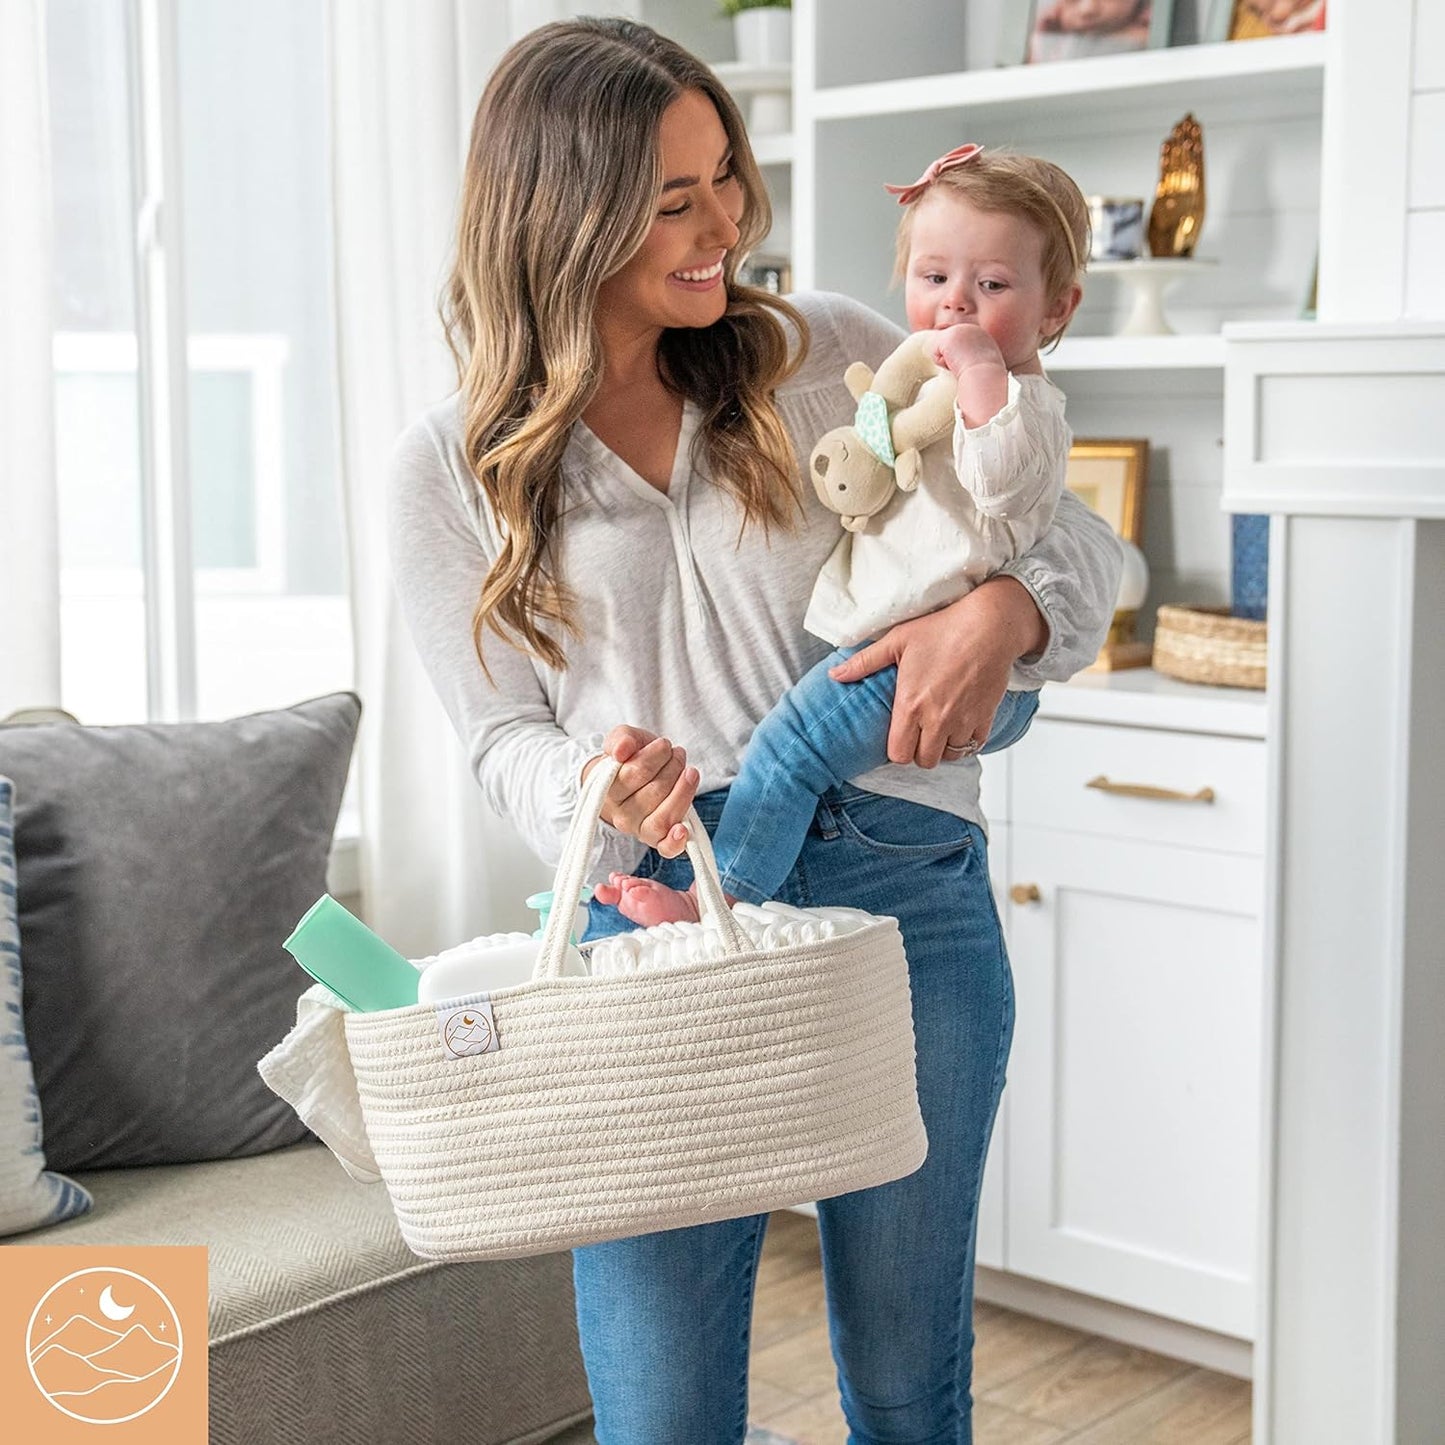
[592,873,625,907]
[615,877,702,927]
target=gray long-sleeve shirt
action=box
[388,291,1121,879]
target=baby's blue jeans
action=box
[712,644,1037,905]
[577,785,1015,1444]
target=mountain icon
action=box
[30,1314,125,1362]
[89,1325,179,1378]
[30,1345,132,1398]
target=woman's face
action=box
[594,89,744,344]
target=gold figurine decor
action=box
[1147,112,1206,257]
[1092,112,1213,335]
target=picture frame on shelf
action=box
[997,0,1176,67]
[1204,0,1325,41]
[1064,438,1147,544]
[1067,439,1153,671]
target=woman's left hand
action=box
[828,576,1048,768]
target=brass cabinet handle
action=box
[1010,883,1041,905]
[1085,774,1216,804]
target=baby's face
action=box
[903,191,1065,371]
[1052,0,1143,33]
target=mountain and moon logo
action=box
[441,1001,497,1057]
[26,1266,184,1424]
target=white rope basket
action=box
[343,757,928,1261]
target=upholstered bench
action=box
[32,1143,592,1445]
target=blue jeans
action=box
[713,644,1038,904]
[577,786,1015,1444]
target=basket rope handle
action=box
[534,754,751,980]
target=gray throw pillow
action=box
[0,693,360,1170]
[0,775,92,1235]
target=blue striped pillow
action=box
[0,776,90,1235]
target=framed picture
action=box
[1065,438,1147,544]
[998,0,1176,67]
[1205,0,1325,41]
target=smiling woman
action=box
[387,16,1120,1443]
[589,90,746,487]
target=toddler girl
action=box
[597,144,1090,926]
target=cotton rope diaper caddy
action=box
[339,757,928,1261]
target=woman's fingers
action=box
[643,765,701,857]
[612,738,682,815]
[606,738,695,839]
[594,728,699,845]
[602,724,654,764]
[829,636,901,683]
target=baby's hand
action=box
[932,324,1009,428]
[932,323,1005,379]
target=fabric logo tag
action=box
[436,996,499,1059]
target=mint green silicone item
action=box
[526,887,592,943]
[284,895,419,1012]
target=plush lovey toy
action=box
[808,331,958,532]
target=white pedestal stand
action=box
[1092,258,1216,337]
[1225,322,1445,1445]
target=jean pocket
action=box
[829,790,976,859]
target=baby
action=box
[597,144,1089,927]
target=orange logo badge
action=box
[2,1245,207,1441]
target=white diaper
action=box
[585,900,875,976]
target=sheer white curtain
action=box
[0,0,61,717]
[327,0,567,955]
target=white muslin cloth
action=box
[257,985,381,1184]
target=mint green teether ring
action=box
[526,887,593,944]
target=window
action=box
[47,0,352,727]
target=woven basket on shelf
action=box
[1153,605,1267,690]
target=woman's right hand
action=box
[582,725,699,858]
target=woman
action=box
[389,19,1119,1444]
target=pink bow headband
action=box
[883,143,984,206]
[884,142,1082,275]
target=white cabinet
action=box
[1006,747,1265,1339]
[977,686,1268,1344]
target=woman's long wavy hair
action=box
[443,18,807,673]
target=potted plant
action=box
[723,0,792,68]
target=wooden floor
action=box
[749,1211,1252,1445]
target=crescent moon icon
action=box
[98,1286,135,1322]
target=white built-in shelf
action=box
[810,33,1325,125]
[713,61,791,94]
[1048,333,1225,371]
[750,131,794,167]
[1042,668,1268,739]
[715,61,793,168]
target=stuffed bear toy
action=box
[808,331,957,532]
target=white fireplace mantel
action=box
[1223,322,1445,1445]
